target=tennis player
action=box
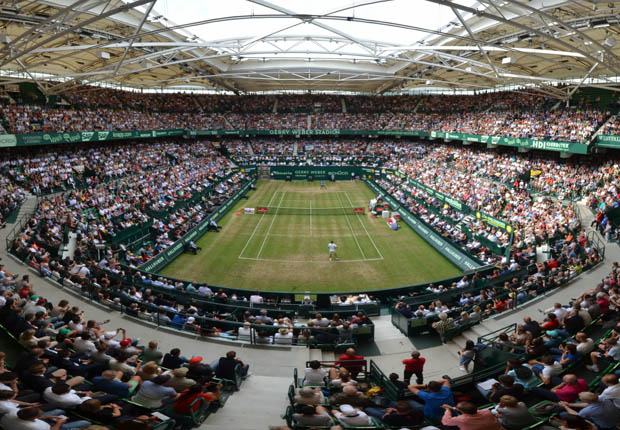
[328,240,338,261]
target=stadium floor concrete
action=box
[1,198,617,428]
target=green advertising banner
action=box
[428,131,589,155]
[0,129,185,147]
[141,180,255,273]
[365,180,482,271]
[405,177,514,233]
[597,135,620,148]
[474,210,514,234]
[0,127,591,155]
[269,165,379,180]
[407,178,469,213]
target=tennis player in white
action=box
[328,240,338,261]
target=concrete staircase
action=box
[13,193,38,224]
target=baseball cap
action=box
[58,328,71,336]
[189,356,202,365]
[340,404,357,417]
[120,339,131,347]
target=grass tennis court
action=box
[160,180,461,292]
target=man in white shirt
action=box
[552,303,568,321]
[599,374,620,408]
[304,360,328,386]
[1,406,66,430]
[311,313,330,328]
[331,404,372,426]
[43,383,91,408]
[73,333,96,356]
[574,333,595,356]
[249,293,263,305]
[274,328,293,345]
[328,241,338,261]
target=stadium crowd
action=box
[1,90,617,143]
[280,260,620,430]
[0,259,248,430]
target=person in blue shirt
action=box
[559,391,620,430]
[550,343,579,368]
[92,370,141,397]
[170,313,187,329]
[408,378,454,422]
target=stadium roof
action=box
[0,0,619,97]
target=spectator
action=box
[172,383,221,414]
[495,395,537,430]
[408,378,454,422]
[440,402,502,430]
[132,374,178,408]
[402,350,425,384]
[558,391,620,430]
[213,351,249,381]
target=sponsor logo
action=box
[81,132,95,141]
[97,131,110,140]
[0,134,17,147]
[530,139,572,152]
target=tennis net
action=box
[249,206,365,215]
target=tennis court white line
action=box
[267,233,359,238]
[345,191,384,260]
[309,200,313,236]
[256,191,285,259]
[238,190,278,259]
[335,191,367,260]
[238,256,384,263]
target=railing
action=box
[4,193,42,252]
[26,266,375,350]
[477,323,517,345]
[587,229,606,260]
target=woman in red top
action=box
[541,313,559,330]
[172,383,221,414]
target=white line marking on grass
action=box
[238,256,383,263]
[238,190,278,258]
[256,191,285,259]
[335,191,367,260]
[345,191,384,259]
[309,200,313,236]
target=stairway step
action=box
[321,350,336,362]
[442,341,462,359]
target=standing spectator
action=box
[458,340,476,373]
[402,351,425,384]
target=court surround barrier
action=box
[140,179,255,273]
[365,179,483,271]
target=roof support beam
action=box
[0,0,153,68]
[450,7,499,77]
[112,0,157,76]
